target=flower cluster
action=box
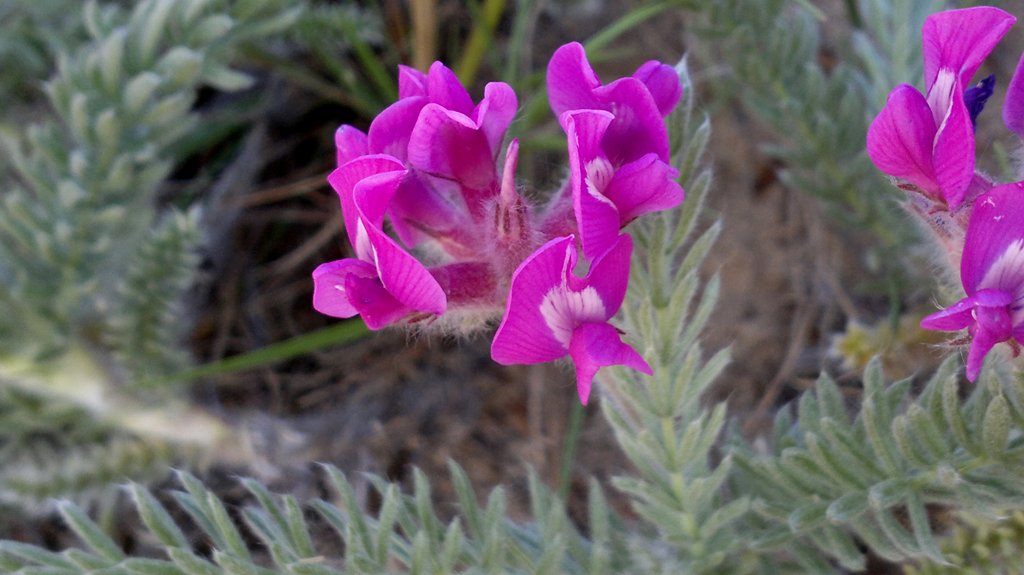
[868,7,1024,380]
[313,43,684,403]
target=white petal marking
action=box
[540,285,607,347]
[927,68,956,133]
[980,239,1024,293]
[355,219,376,264]
[584,157,616,209]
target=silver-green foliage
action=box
[105,208,202,384]
[731,356,1024,571]
[0,0,300,509]
[597,60,752,574]
[0,464,629,575]
[286,3,391,116]
[0,0,91,105]
[695,0,942,277]
[0,0,299,366]
[584,44,1024,573]
[905,510,1024,574]
[0,387,167,511]
[0,437,174,512]
[0,55,724,575]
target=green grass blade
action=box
[162,321,369,384]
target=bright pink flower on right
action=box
[921,183,1024,381]
[867,7,1015,210]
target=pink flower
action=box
[547,42,679,164]
[312,156,446,329]
[867,7,1015,209]
[491,234,651,404]
[921,182,1024,380]
[405,84,516,217]
[369,62,515,162]
[315,46,683,399]
[562,109,683,261]
[336,62,518,250]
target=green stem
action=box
[456,0,507,87]
[585,0,694,54]
[558,400,586,502]
[160,320,369,385]
[843,0,862,29]
[501,0,537,85]
[337,13,397,102]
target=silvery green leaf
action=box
[202,64,255,92]
[982,395,1011,458]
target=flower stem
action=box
[558,399,586,502]
[456,0,506,87]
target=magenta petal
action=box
[327,155,406,253]
[368,97,427,160]
[335,126,368,167]
[866,85,938,194]
[313,258,413,329]
[965,298,1015,381]
[1004,53,1024,139]
[920,296,978,332]
[922,7,1016,91]
[569,322,651,405]
[427,61,474,115]
[546,42,603,116]
[491,236,578,365]
[398,65,427,99]
[312,259,375,318]
[575,171,624,264]
[604,153,684,222]
[965,328,999,382]
[562,110,621,261]
[960,183,1024,293]
[344,272,413,330]
[931,81,975,209]
[974,289,1015,307]
[583,234,633,315]
[369,225,446,315]
[328,155,446,316]
[474,82,518,154]
[389,172,464,247]
[491,234,639,399]
[429,262,497,306]
[559,109,612,152]
[408,104,497,190]
[546,43,668,163]
[633,60,682,117]
[351,176,447,316]
[595,77,670,164]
